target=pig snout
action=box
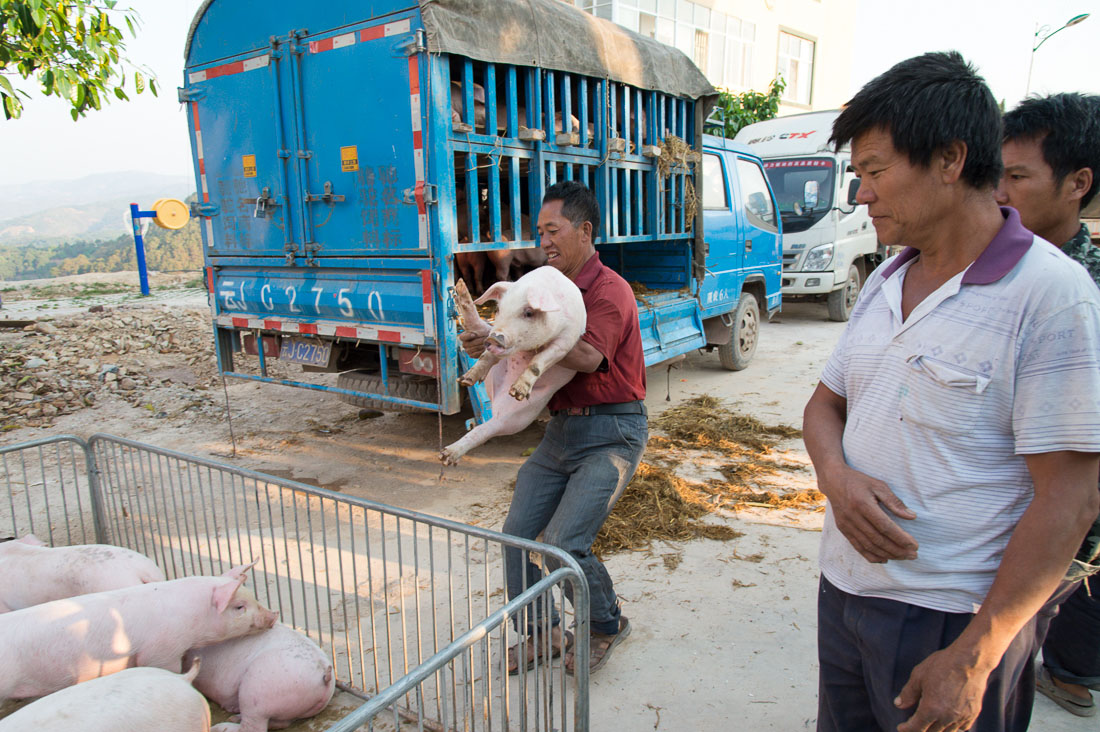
[257,606,278,630]
[485,331,509,353]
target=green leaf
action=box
[134,69,143,93]
[0,75,14,97]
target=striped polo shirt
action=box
[819,207,1100,613]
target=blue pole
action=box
[129,202,151,296]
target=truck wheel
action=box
[718,293,759,371]
[827,264,861,322]
[336,370,439,412]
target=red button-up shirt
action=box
[549,253,647,410]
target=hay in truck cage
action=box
[0,434,590,731]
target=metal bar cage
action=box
[0,434,589,731]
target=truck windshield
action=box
[763,159,835,233]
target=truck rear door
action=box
[185,51,292,258]
[296,16,427,258]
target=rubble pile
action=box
[0,306,292,430]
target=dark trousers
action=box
[817,576,1036,732]
[1042,575,1100,688]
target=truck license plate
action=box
[278,338,332,367]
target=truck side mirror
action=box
[846,178,860,206]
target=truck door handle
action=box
[745,238,753,252]
[304,181,345,203]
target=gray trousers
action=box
[502,412,647,636]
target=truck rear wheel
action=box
[718,293,759,371]
[827,264,861,322]
[336,370,439,412]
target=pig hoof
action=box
[440,449,460,465]
[509,384,532,401]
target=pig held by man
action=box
[0,534,164,613]
[0,563,277,703]
[441,266,585,465]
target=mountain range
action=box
[0,171,194,246]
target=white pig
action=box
[441,266,585,464]
[0,563,277,702]
[0,661,210,732]
[0,534,165,613]
[184,622,335,732]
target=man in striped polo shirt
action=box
[803,52,1100,732]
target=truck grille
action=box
[782,252,800,271]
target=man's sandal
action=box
[564,616,631,675]
[507,628,574,676]
[1037,665,1096,717]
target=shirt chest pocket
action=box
[898,354,993,435]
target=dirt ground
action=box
[0,273,1089,731]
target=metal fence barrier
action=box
[0,434,589,731]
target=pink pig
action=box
[441,265,585,464]
[184,622,335,732]
[0,534,165,613]
[0,563,277,703]
[0,661,211,732]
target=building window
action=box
[778,30,815,105]
[583,0,752,90]
[693,29,709,75]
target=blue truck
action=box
[182,0,782,420]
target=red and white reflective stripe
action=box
[308,18,412,54]
[190,103,217,251]
[763,159,832,168]
[187,55,270,84]
[308,32,357,54]
[420,270,435,339]
[216,315,425,346]
[409,54,427,248]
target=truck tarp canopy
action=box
[186,0,714,102]
[420,0,715,101]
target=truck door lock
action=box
[305,181,345,204]
[246,187,280,218]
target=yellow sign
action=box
[340,146,359,172]
[242,154,257,178]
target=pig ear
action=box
[220,559,259,582]
[526,289,561,313]
[19,534,46,546]
[475,281,513,305]
[212,572,248,613]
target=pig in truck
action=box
[182,0,782,428]
[735,110,890,321]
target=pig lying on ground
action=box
[0,563,277,702]
[0,534,164,613]
[0,661,210,732]
[441,266,585,465]
[184,622,335,732]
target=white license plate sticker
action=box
[278,338,331,366]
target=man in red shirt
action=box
[460,181,647,675]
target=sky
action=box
[0,0,1098,187]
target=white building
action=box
[576,0,857,113]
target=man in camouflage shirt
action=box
[999,92,1100,717]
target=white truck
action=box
[734,110,887,321]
